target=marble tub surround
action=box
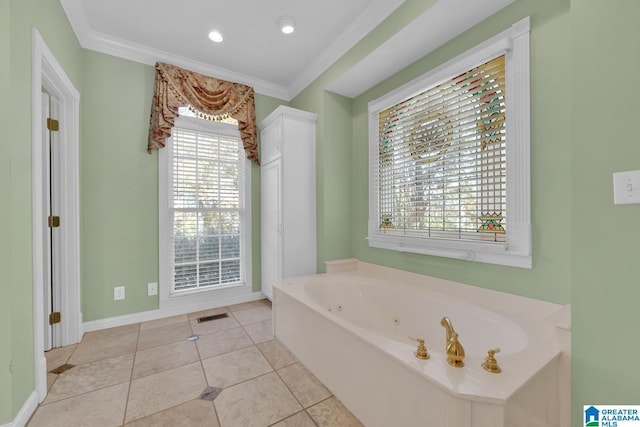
[275,259,571,427]
[30,299,362,427]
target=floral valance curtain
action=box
[148,62,259,164]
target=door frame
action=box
[31,28,81,402]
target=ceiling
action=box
[60,0,514,101]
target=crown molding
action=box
[83,30,290,100]
[60,0,406,101]
[325,0,516,99]
[59,0,290,100]
[286,0,405,99]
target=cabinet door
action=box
[260,119,282,165]
[260,160,282,300]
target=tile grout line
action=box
[247,315,324,427]
[42,344,77,397]
[120,322,142,426]
[266,409,320,427]
[270,361,327,427]
[36,300,335,427]
[193,307,224,427]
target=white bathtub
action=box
[273,259,570,427]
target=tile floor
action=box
[28,299,363,427]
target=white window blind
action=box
[377,55,506,244]
[169,125,245,292]
[368,17,532,268]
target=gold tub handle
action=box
[409,336,430,360]
[481,348,502,373]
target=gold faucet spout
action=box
[441,316,465,367]
[440,316,455,344]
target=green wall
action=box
[294,0,571,304]
[1,0,13,421]
[352,0,572,304]
[80,52,159,321]
[3,0,84,422]
[4,0,640,425]
[292,0,640,424]
[571,0,640,417]
[79,53,286,320]
[291,0,439,272]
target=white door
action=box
[260,159,282,300]
[41,90,62,350]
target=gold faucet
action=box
[440,317,465,367]
[409,336,430,360]
[481,348,501,373]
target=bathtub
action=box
[273,259,570,427]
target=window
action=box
[368,17,531,268]
[160,111,252,300]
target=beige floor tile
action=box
[125,362,207,423]
[257,340,298,370]
[190,315,240,336]
[82,323,140,342]
[196,327,253,360]
[46,373,57,391]
[214,372,301,427]
[271,411,317,427]
[306,397,363,427]
[124,399,220,427]
[45,344,77,371]
[277,363,332,408]
[188,306,229,321]
[140,314,189,330]
[232,305,272,326]
[68,332,138,365]
[45,353,134,404]
[133,340,199,379]
[227,299,270,312]
[201,346,273,388]
[27,382,128,427]
[244,319,274,344]
[137,320,192,351]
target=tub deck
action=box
[273,259,570,427]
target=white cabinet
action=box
[259,106,317,300]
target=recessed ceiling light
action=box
[277,16,296,34]
[208,31,224,43]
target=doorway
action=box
[32,28,82,402]
[41,90,62,351]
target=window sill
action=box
[368,234,532,269]
[159,281,254,312]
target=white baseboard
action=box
[83,291,267,333]
[0,391,38,427]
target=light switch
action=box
[613,170,640,205]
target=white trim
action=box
[287,0,405,99]
[31,28,82,404]
[159,118,254,310]
[83,291,266,333]
[257,105,319,131]
[0,391,38,427]
[326,0,515,99]
[58,0,289,100]
[88,31,288,101]
[367,17,531,269]
[58,0,405,101]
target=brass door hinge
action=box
[47,118,59,132]
[48,216,60,228]
[49,312,61,325]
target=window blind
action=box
[377,55,506,244]
[170,126,244,292]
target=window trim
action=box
[368,17,531,268]
[159,115,253,308]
